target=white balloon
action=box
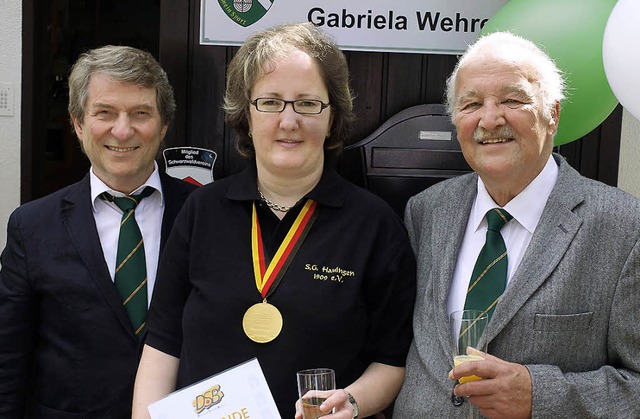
[603,0,640,121]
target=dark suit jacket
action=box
[0,172,196,418]
[394,154,640,418]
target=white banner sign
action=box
[201,0,508,54]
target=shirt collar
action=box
[472,155,559,233]
[90,162,164,211]
[226,160,348,208]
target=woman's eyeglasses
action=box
[250,98,330,115]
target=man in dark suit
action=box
[0,46,196,418]
[394,32,640,418]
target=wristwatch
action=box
[347,392,359,419]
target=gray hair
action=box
[445,32,565,120]
[68,45,175,126]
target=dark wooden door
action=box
[22,0,161,201]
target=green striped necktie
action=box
[464,208,513,320]
[100,187,155,339]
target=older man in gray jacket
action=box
[394,32,640,418]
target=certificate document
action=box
[148,358,281,419]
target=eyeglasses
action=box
[250,98,330,115]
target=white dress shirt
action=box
[90,163,164,307]
[447,155,559,316]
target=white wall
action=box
[618,110,640,198]
[0,0,22,251]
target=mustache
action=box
[473,126,515,142]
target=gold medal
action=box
[242,301,283,343]
[246,200,318,344]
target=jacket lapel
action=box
[159,171,196,252]
[486,156,584,342]
[430,175,478,360]
[60,176,135,338]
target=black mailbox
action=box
[340,104,471,215]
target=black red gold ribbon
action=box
[251,199,319,299]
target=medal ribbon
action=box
[252,199,319,299]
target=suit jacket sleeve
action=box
[0,210,37,417]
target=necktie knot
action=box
[486,208,512,232]
[101,187,154,213]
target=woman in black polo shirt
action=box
[133,22,416,419]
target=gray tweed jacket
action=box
[394,154,640,418]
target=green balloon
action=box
[480,0,618,145]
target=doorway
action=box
[22,0,161,201]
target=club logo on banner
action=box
[218,0,274,27]
[163,147,217,186]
